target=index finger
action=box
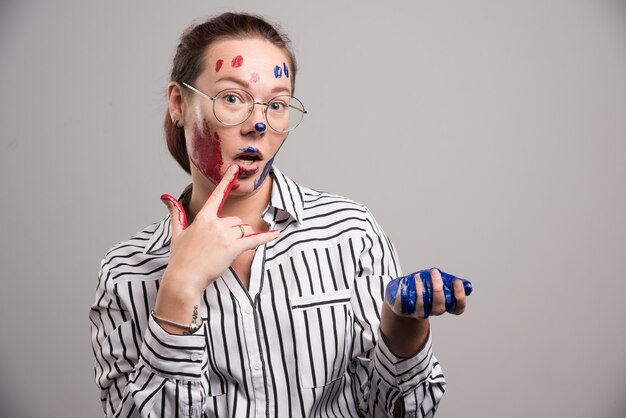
[203,164,240,217]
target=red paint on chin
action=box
[215,59,224,72]
[190,121,223,184]
[231,55,243,68]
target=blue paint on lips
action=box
[240,146,259,154]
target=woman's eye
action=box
[224,94,241,104]
[269,101,287,111]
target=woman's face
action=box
[182,38,293,194]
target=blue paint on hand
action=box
[385,278,401,308]
[274,65,283,78]
[420,270,433,317]
[401,275,417,314]
[386,268,473,317]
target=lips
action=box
[234,148,264,177]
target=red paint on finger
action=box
[160,194,188,229]
[231,55,243,68]
[244,229,279,238]
[217,169,239,217]
[215,59,224,72]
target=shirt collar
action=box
[143,165,303,255]
[267,165,304,225]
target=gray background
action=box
[1,1,625,417]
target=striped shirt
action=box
[89,167,445,418]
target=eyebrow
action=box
[214,75,291,95]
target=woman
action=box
[90,12,471,418]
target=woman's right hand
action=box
[153,164,279,331]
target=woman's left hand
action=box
[385,268,473,319]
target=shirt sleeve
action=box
[349,208,446,418]
[89,260,207,418]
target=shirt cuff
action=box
[375,328,434,394]
[139,316,206,380]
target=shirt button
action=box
[190,353,201,361]
[244,306,253,315]
[253,360,263,370]
[401,374,410,382]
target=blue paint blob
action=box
[400,276,408,312]
[274,65,283,78]
[283,62,289,78]
[240,146,259,153]
[385,268,473,317]
[401,275,417,314]
[255,122,267,132]
[385,277,401,307]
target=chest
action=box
[200,237,361,394]
[231,251,254,289]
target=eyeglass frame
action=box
[180,81,307,133]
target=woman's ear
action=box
[167,82,185,126]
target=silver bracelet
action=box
[151,310,202,334]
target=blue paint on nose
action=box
[255,122,267,132]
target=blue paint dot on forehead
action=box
[274,65,283,78]
[283,62,289,78]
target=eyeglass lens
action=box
[213,89,305,132]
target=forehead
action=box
[202,38,292,85]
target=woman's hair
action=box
[165,12,297,174]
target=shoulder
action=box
[99,216,170,282]
[300,185,369,219]
[273,167,377,228]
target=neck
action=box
[186,175,273,227]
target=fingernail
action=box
[229,164,239,174]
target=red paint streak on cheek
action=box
[231,55,243,68]
[249,72,260,83]
[190,121,224,184]
[215,59,224,72]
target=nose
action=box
[241,102,268,136]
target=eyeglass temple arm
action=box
[180,82,215,101]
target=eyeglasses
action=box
[181,82,307,133]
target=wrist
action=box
[161,267,206,296]
[154,278,203,334]
[151,309,202,335]
[380,302,430,357]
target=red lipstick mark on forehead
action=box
[249,72,260,83]
[215,59,224,72]
[231,55,243,68]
